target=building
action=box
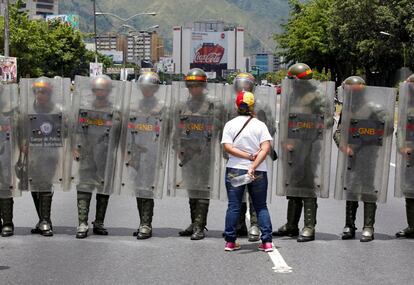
[4,0,59,19]
[249,52,280,74]
[96,31,165,66]
[172,20,245,77]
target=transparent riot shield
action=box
[395,82,414,198]
[117,83,171,199]
[219,84,236,200]
[253,85,277,202]
[168,81,225,199]
[334,85,396,203]
[0,84,20,198]
[277,79,335,198]
[72,76,125,195]
[19,77,72,192]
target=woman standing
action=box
[222,91,273,252]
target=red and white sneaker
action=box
[258,242,274,252]
[224,242,241,251]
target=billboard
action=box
[190,31,227,75]
[46,14,80,30]
[89,62,103,77]
[100,50,123,65]
[0,56,17,83]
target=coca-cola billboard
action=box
[191,32,227,75]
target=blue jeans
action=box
[224,168,273,243]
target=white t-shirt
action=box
[221,116,273,172]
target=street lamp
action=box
[122,24,159,33]
[95,12,156,22]
[380,31,407,67]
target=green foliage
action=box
[275,0,334,72]
[265,69,288,84]
[275,0,414,86]
[226,72,238,84]
[0,2,98,79]
[264,68,331,84]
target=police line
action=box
[0,68,412,242]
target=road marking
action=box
[246,203,293,273]
[268,243,293,273]
[390,163,396,167]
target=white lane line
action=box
[390,163,396,167]
[268,244,293,273]
[246,202,293,273]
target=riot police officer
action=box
[231,72,276,242]
[23,77,71,236]
[118,72,169,239]
[171,68,224,240]
[395,74,414,239]
[334,76,395,242]
[73,75,122,239]
[275,63,335,242]
[0,83,19,237]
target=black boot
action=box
[179,198,196,236]
[136,198,154,240]
[191,199,209,240]
[396,198,414,238]
[273,197,302,237]
[298,198,317,242]
[31,192,42,234]
[0,198,14,237]
[360,202,376,242]
[248,202,260,242]
[39,192,53,237]
[76,191,91,239]
[93,194,109,235]
[236,202,248,237]
[342,201,358,240]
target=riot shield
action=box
[252,85,277,202]
[219,84,236,200]
[168,81,225,199]
[277,78,335,198]
[72,76,126,195]
[117,83,171,199]
[0,84,20,198]
[19,77,72,192]
[334,85,395,203]
[395,82,414,198]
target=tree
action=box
[330,0,400,86]
[0,1,103,79]
[275,0,335,75]
[275,0,411,86]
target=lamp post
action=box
[95,12,156,22]
[94,9,157,63]
[4,0,9,57]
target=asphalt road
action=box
[1,98,413,285]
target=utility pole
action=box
[92,0,98,62]
[4,0,10,57]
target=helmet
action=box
[236,91,255,115]
[185,68,207,89]
[287,63,313,80]
[138,71,160,92]
[233,72,255,92]
[91,75,112,91]
[32,77,53,96]
[406,74,414,83]
[342,76,366,92]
